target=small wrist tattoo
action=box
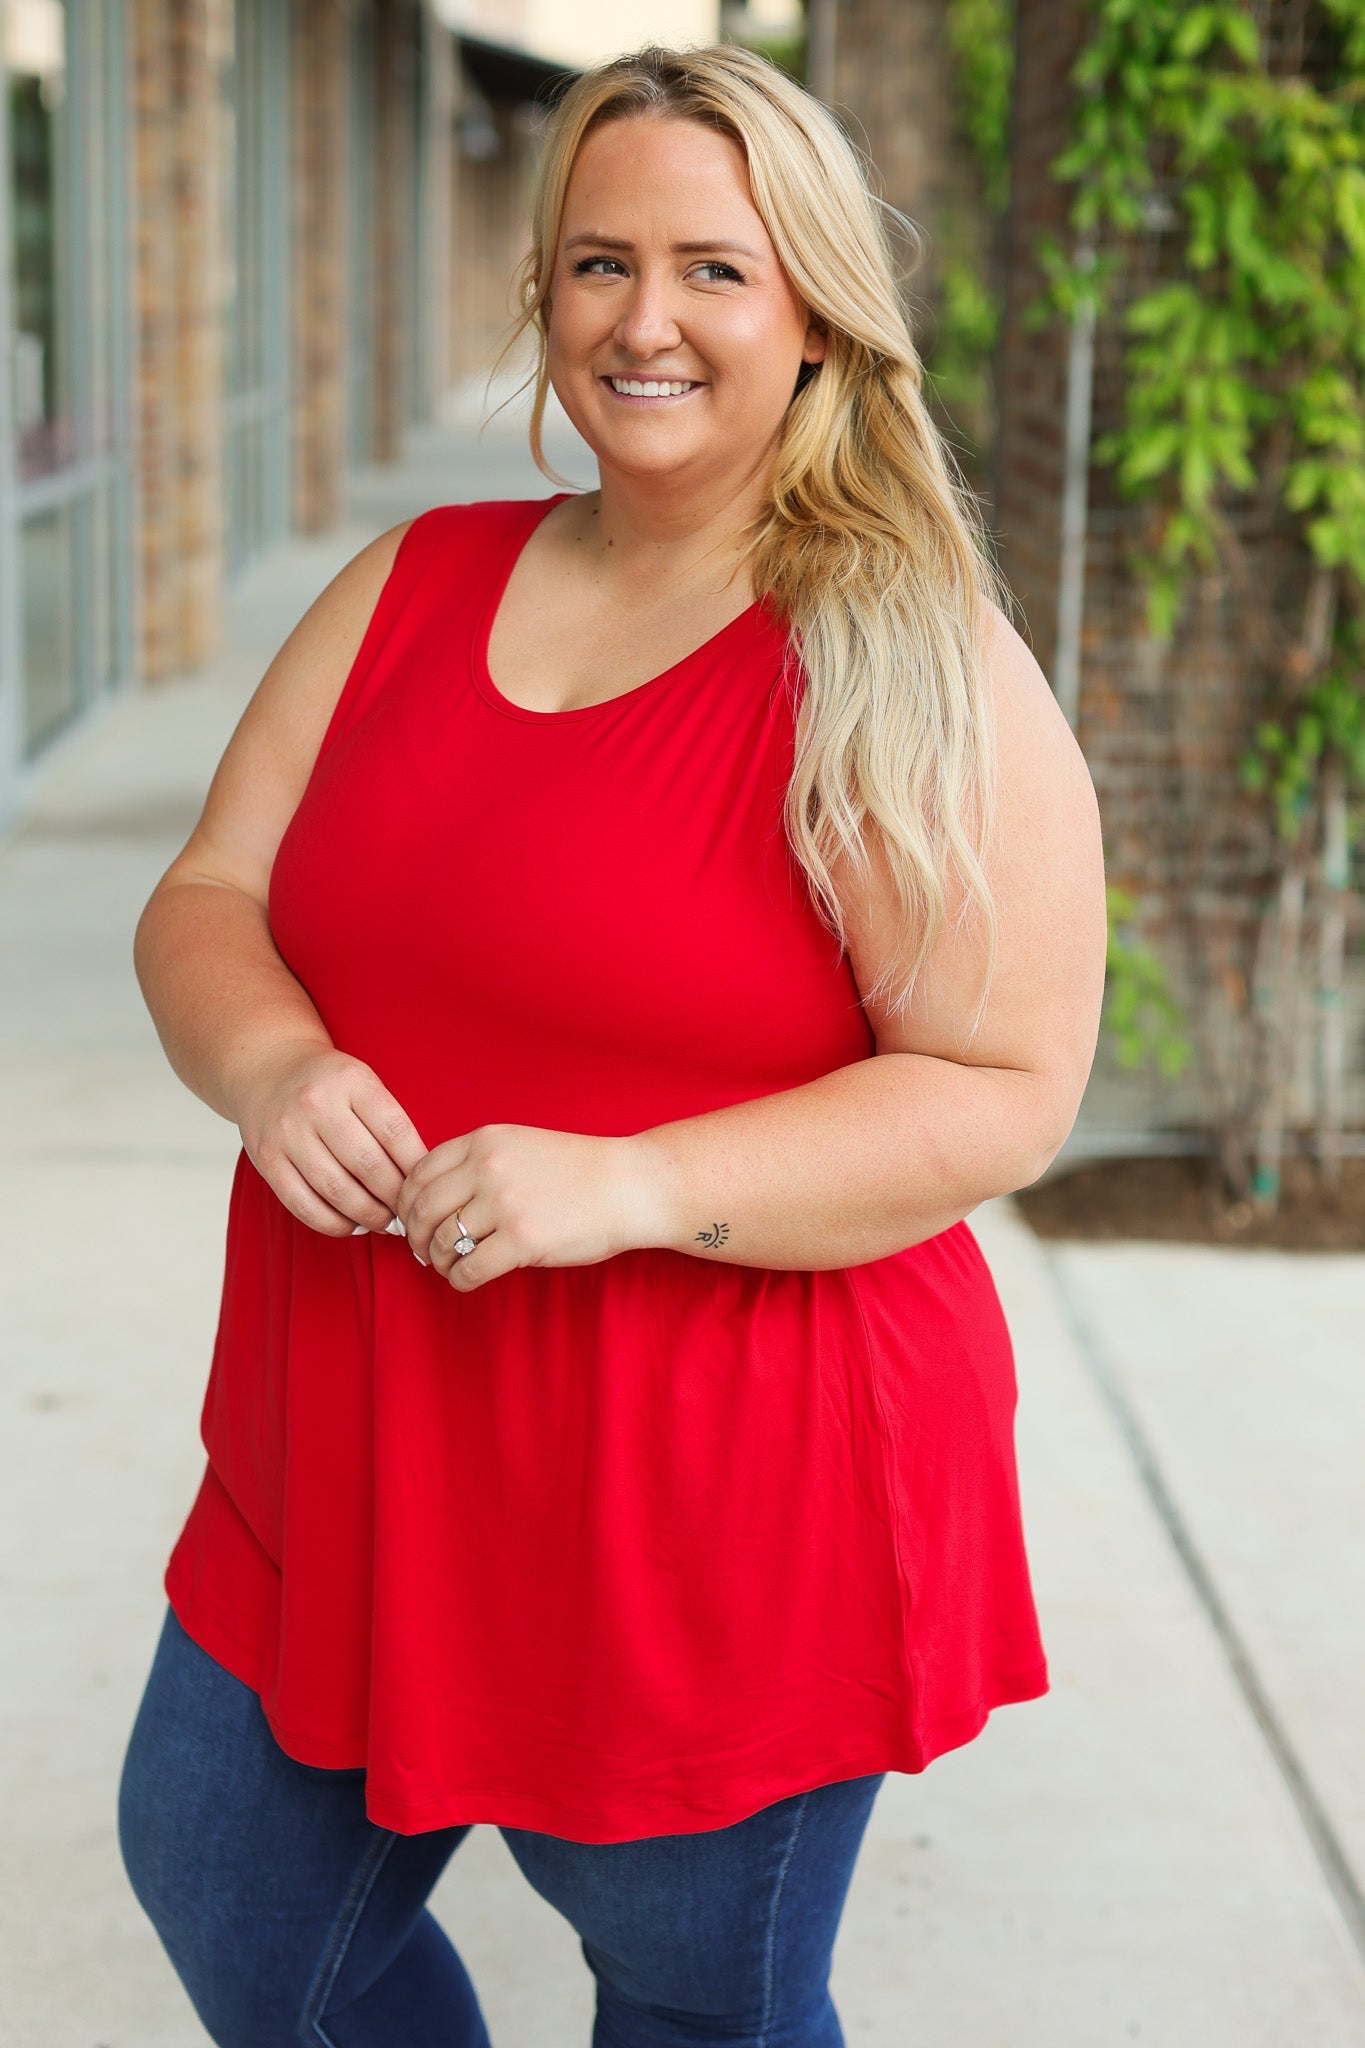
[694,1222,730,1249]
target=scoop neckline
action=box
[469,493,766,725]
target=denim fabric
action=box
[117,1605,885,2047]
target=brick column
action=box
[419,11,456,414]
[173,0,227,666]
[372,0,422,460]
[289,0,349,530]
[131,0,178,681]
[131,0,227,680]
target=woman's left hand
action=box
[395,1123,669,1291]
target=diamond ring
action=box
[452,1209,477,1257]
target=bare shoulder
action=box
[152,518,418,908]
[978,597,1095,805]
[833,594,1108,1106]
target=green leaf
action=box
[1336,166,1365,258]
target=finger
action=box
[291,1136,399,1232]
[425,1194,489,1275]
[411,1187,480,1261]
[318,1106,407,1215]
[403,1165,477,1262]
[350,1076,428,1178]
[442,1226,516,1294]
[271,1155,362,1237]
[396,1135,473,1221]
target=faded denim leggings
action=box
[117,1606,885,2047]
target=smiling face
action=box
[545,114,826,492]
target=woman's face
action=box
[546,115,826,491]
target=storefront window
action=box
[3,0,132,778]
[7,0,74,479]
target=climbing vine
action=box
[1103,885,1194,1081]
[931,0,1015,446]
[936,0,1196,1102]
[1027,0,1365,1208]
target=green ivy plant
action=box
[1025,0,1365,1203]
[931,0,1015,434]
[938,0,1194,1086]
[1032,2,1365,640]
[1104,886,1193,1079]
[1239,636,1365,841]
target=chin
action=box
[600,438,713,479]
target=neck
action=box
[582,449,772,597]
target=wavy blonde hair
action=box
[491,42,1013,1045]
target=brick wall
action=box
[829,0,1363,1141]
[830,0,997,478]
[830,0,967,312]
[997,0,1363,1138]
[990,0,1077,677]
[371,0,423,461]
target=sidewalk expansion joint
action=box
[1038,1243,1365,1966]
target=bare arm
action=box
[624,601,1109,1267]
[134,518,429,1231]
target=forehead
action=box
[561,116,765,235]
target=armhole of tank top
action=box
[309,507,447,769]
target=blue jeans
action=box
[117,1605,885,2047]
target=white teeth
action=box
[610,377,694,396]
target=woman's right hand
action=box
[230,1039,428,1237]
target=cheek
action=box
[710,288,807,361]
[707,307,807,405]
[548,284,612,356]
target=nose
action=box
[614,272,683,361]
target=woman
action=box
[117,41,1106,2048]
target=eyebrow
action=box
[564,233,762,260]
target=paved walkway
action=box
[3,402,1364,2046]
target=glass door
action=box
[1,0,132,804]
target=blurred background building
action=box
[2,0,1361,1161]
[0,0,717,825]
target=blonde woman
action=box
[117,42,1106,2048]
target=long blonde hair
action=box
[492,42,1012,1044]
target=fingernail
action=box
[351,1224,368,1236]
[385,1217,407,1237]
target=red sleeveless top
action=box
[164,495,1049,1843]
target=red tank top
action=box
[164,495,1049,1843]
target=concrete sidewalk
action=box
[3,403,1364,2046]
